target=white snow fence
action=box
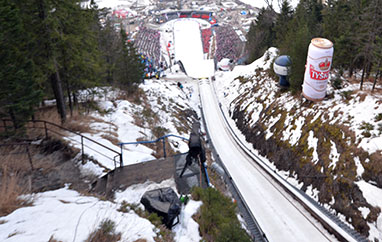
[302,38,334,101]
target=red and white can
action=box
[302,38,334,101]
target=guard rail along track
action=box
[199,78,367,242]
[198,82,268,242]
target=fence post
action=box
[26,145,34,170]
[3,119,7,134]
[120,145,124,167]
[81,136,84,163]
[44,121,48,138]
[162,137,166,158]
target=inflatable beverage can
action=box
[302,38,334,101]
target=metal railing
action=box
[0,119,122,169]
[118,134,188,167]
[119,134,211,187]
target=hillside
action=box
[0,75,206,242]
[215,48,382,240]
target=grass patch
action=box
[378,123,382,135]
[360,122,374,137]
[7,231,21,238]
[85,219,121,242]
[341,90,353,101]
[374,113,382,122]
[0,168,33,216]
[152,126,170,139]
[360,122,374,131]
[191,187,251,242]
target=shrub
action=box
[378,123,382,135]
[360,122,374,131]
[341,90,353,100]
[191,187,251,242]
[361,131,371,138]
[152,126,170,139]
[374,113,382,122]
[331,76,343,90]
[86,219,121,242]
[147,212,163,227]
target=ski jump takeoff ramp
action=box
[173,20,214,78]
[199,79,338,242]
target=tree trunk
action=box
[372,69,380,91]
[366,62,372,80]
[360,64,366,90]
[51,58,66,124]
[8,108,18,130]
[73,92,78,107]
[62,51,73,117]
[65,79,73,117]
[349,65,354,78]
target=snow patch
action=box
[354,156,364,179]
[173,200,203,242]
[289,116,305,146]
[329,140,340,170]
[307,131,319,164]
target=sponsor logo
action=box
[318,58,331,71]
[310,65,329,81]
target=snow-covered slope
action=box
[215,47,382,241]
[0,78,203,242]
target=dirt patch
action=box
[0,138,95,197]
[231,101,379,237]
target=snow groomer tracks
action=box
[198,78,367,242]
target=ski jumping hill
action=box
[173,19,214,78]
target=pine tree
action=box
[274,0,294,47]
[55,1,104,115]
[322,0,359,76]
[17,0,68,123]
[372,36,382,91]
[245,7,277,63]
[287,23,311,92]
[115,30,145,93]
[0,1,43,129]
[16,0,105,121]
[279,0,323,92]
[352,0,382,90]
[99,16,122,85]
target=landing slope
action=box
[173,20,214,78]
[199,79,334,241]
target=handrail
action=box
[119,133,211,187]
[1,119,122,169]
[119,134,189,145]
[119,134,188,167]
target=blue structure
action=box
[273,55,292,87]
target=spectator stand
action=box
[214,25,242,62]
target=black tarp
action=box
[140,187,181,229]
